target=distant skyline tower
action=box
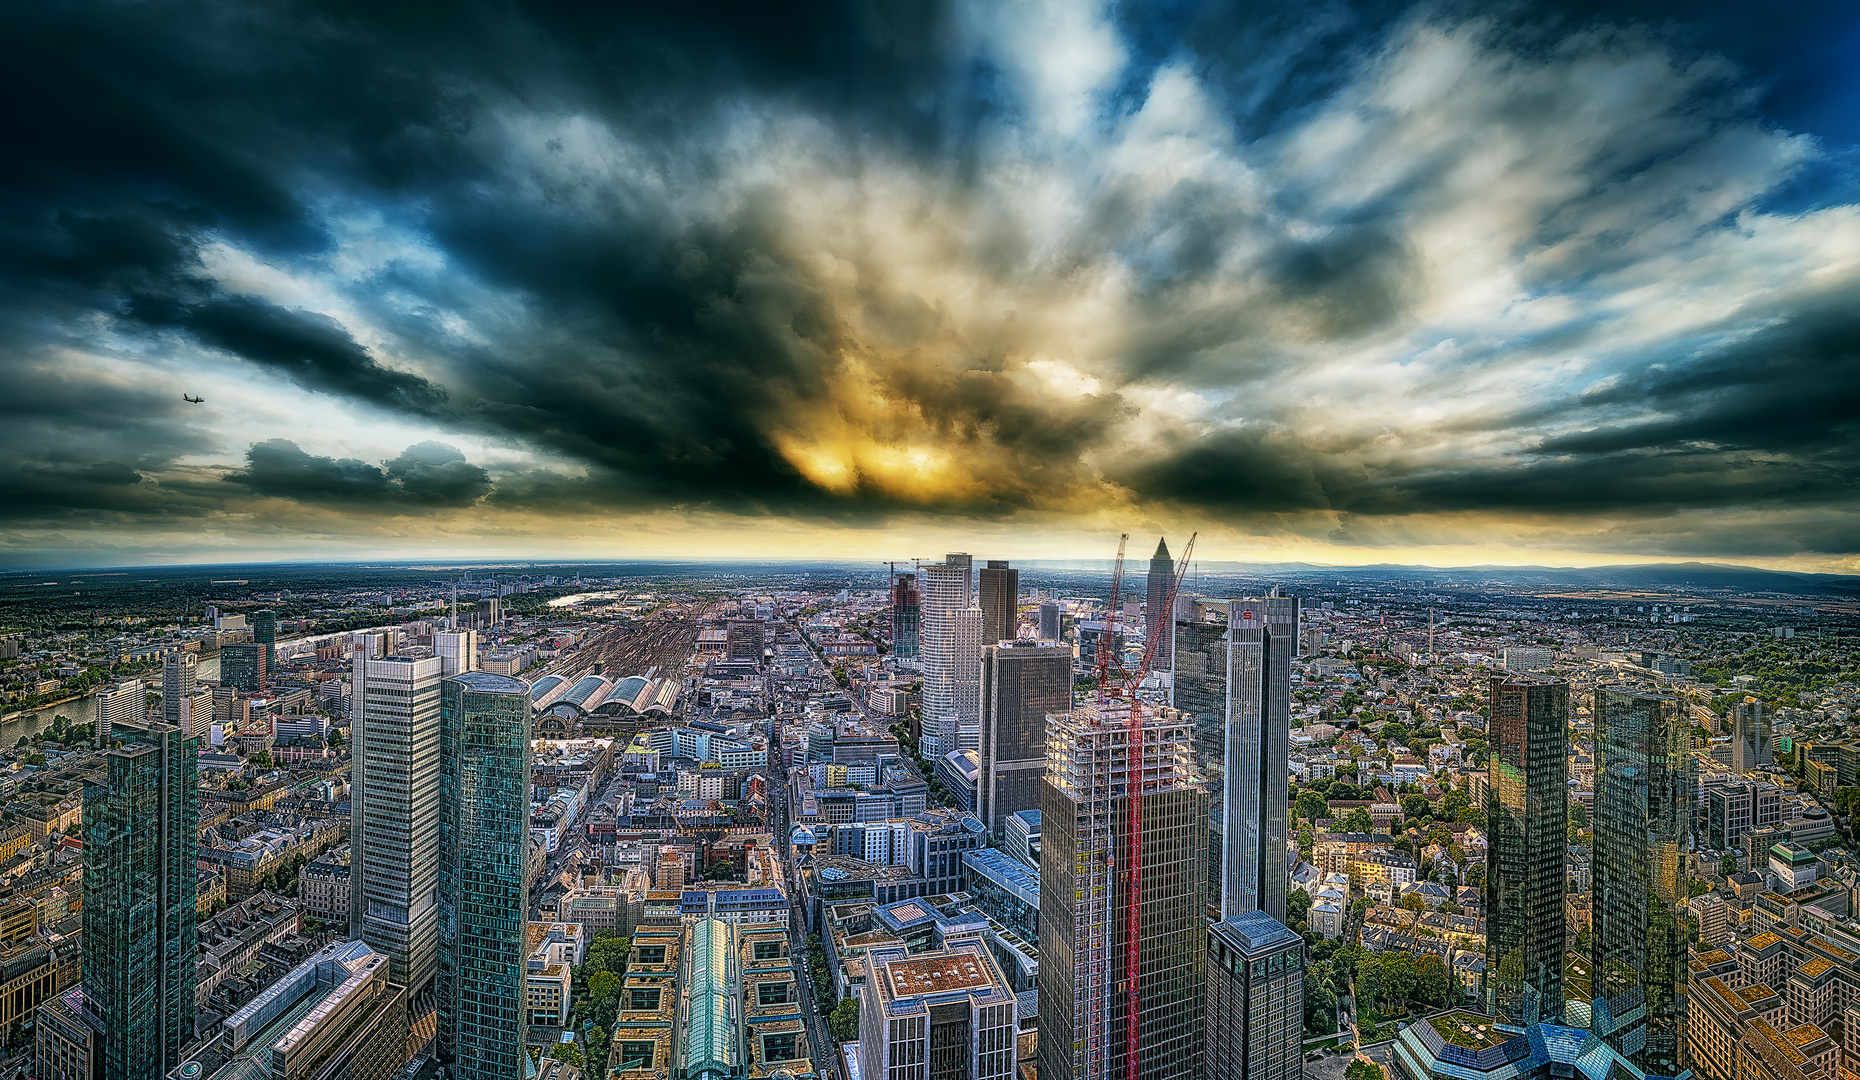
[436,671,531,1080]
[978,639,1072,836]
[1483,675,1569,1027]
[890,571,921,659]
[1591,688,1693,1074]
[1040,701,1208,1080]
[919,554,978,757]
[979,559,1020,646]
[252,608,278,682]
[83,720,199,1080]
[159,651,194,726]
[1146,537,1173,669]
[220,640,265,693]
[1038,600,1062,642]
[1731,697,1771,773]
[351,651,443,992]
[93,678,144,748]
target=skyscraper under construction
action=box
[1039,701,1207,1080]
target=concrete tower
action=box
[351,651,443,992]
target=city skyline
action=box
[3,3,1860,572]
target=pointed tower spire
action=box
[1153,536,1170,561]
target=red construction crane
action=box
[1104,532,1195,1080]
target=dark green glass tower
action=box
[252,608,278,681]
[1591,688,1691,1073]
[436,672,532,1080]
[1483,676,1569,1026]
[83,721,199,1080]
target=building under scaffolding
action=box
[1038,701,1208,1080]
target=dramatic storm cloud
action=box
[2,0,1858,567]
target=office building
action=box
[979,560,1019,647]
[436,672,532,1079]
[978,639,1072,836]
[1591,689,1693,1074]
[1146,537,1174,668]
[1705,780,1783,851]
[476,596,502,627]
[1483,676,1569,1026]
[1205,911,1304,1080]
[83,720,199,1080]
[252,608,278,677]
[1733,699,1772,773]
[351,652,443,992]
[920,555,978,758]
[1174,601,1231,907]
[213,939,408,1080]
[858,938,1018,1080]
[221,641,266,693]
[434,629,477,678]
[726,620,764,665]
[1038,600,1062,642]
[1502,648,1555,672]
[891,572,922,659]
[93,679,144,747]
[1204,597,1304,1080]
[160,651,196,726]
[1222,598,1299,922]
[1040,701,1208,1080]
[1003,809,1040,870]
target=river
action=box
[0,654,220,746]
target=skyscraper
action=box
[252,608,278,682]
[93,679,144,747]
[1591,688,1692,1073]
[1201,598,1304,1080]
[1174,600,1231,907]
[160,651,194,724]
[436,671,531,1080]
[1038,600,1062,642]
[1222,598,1298,924]
[1146,538,1174,668]
[351,652,443,992]
[1731,698,1771,773]
[1483,676,1569,1026]
[220,641,266,693]
[1205,911,1304,1080]
[920,555,978,757]
[979,559,1019,646]
[1040,701,1208,1080]
[83,721,199,1080]
[434,629,478,678]
[978,639,1071,836]
[890,571,921,659]
[937,607,984,754]
[858,939,1018,1080]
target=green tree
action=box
[550,1041,583,1068]
[1343,808,1375,833]
[589,970,621,1004]
[1399,893,1426,913]
[1287,888,1313,930]
[1721,854,1739,877]
[829,996,860,1042]
[1378,951,1416,1008]
[1401,794,1431,819]
[585,1026,608,1072]
[1296,789,1330,823]
[1413,953,1450,1008]
[1346,1060,1386,1080]
[1305,969,1339,1035]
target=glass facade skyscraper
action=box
[890,571,921,658]
[83,721,199,1080]
[979,559,1019,647]
[436,671,532,1079]
[252,608,278,680]
[1591,688,1692,1073]
[1483,676,1569,1026]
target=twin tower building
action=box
[349,629,532,1080]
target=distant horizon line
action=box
[3,554,1855,581]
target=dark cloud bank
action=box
[0,0,1857,560]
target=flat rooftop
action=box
[884,953,992,999]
